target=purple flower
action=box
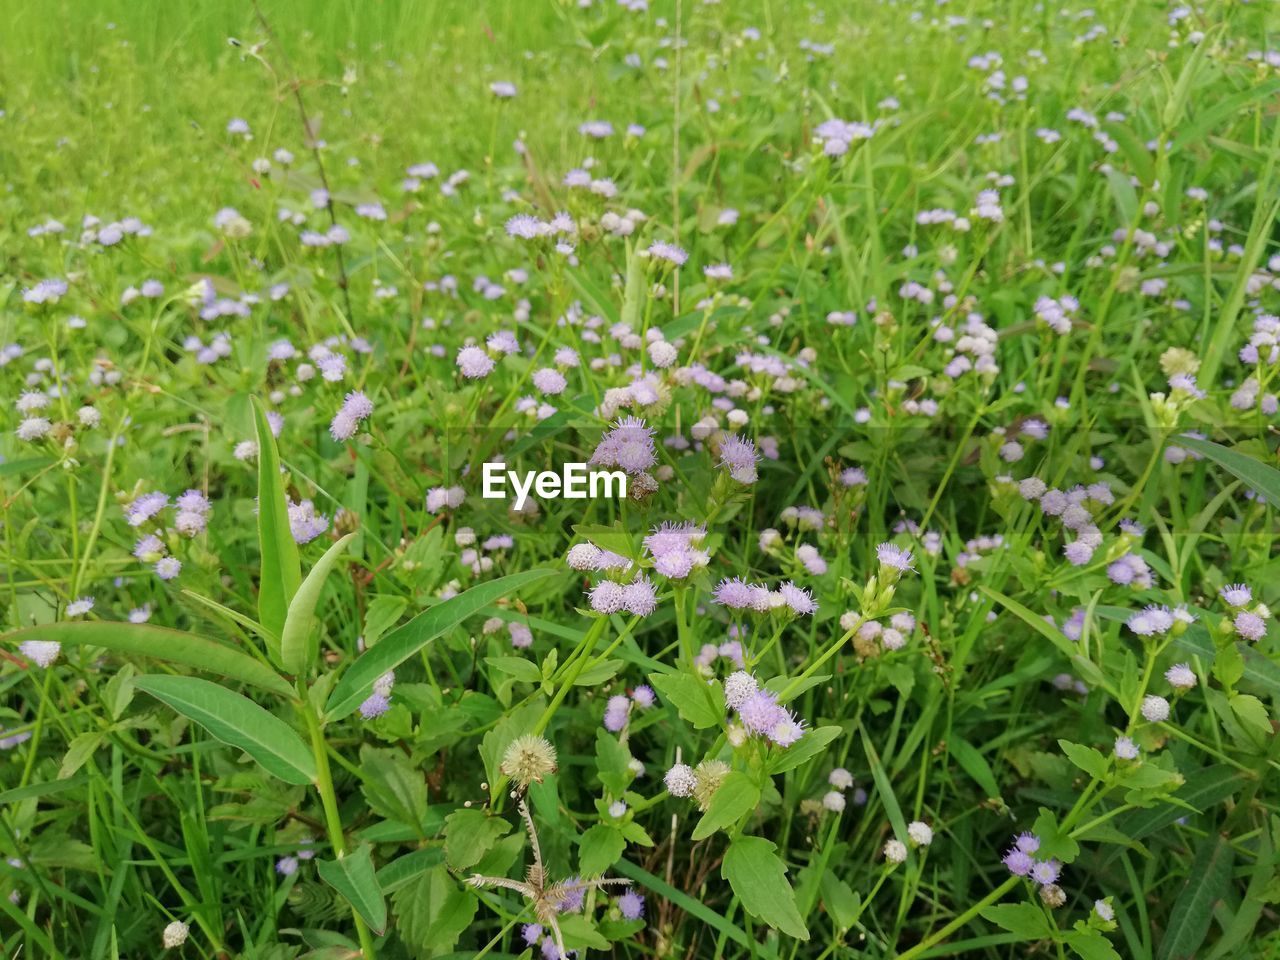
[1234,611,1267,642]
[618,891,645,920]
[1220,583,1252,607]
[457,346,495,379]
[718,435,759,483]
[875,543,914,572]
[556,878,586,913]
[360,694,390,719]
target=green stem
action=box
[303,703,378,959]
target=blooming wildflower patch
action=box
[1,3,1279,959]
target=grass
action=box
[2,0,1280,958]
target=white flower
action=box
[723,671,759,710]
[19,640,61,668]
[162,920,189,949]
[664,763,697,798]
[883,839,908,864]
[907,820,934,847]
[822,790,846,813]
[1140,695,1170,723]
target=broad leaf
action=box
[326,567,559,720]
[721,836,808,940]
[1,621,293,698]
[134,675,316,785]
[693,771,760,840]
[646,671,724,729]
[317,844,388,935]
[443,808,511,872]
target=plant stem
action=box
[303,703,378,959]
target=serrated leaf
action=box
[134,675,316,785]
[981,902,1052,940]
[362,595,408,647]
[693,771,761,840]
[721,836,808,940]
[646,671,724,729]
[317,844,387,935]
[485,656,543,684]
[443,808,511,872]
[1059,739,1109,781]
[579,823,626,876]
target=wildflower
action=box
[1220,583,1252,607]
[457,345,496,379]
[501,734,558,791]
[1114,736,1139,760]
[718,434,759,483]
[1164,663,1197,690]
[632,685,655,708]
[1030,859,1061,886]
[359,693,391,719]
[692,759,731,809]
[1140,695,1170,723]
[1234,610,1267,642]
[664,763,697,798]
[287,500,329,544]
[723,671,758,710]
[829,768,854,790]
[20,640,61,668]
[822,791,846,812]
[162,921,189,949]
[155,557,182,580]
[647,241,688,266]
[66,597,95,617]
[907,821,934,847]
[876,543,914,573]
[884,839,908,864]
[603,695,630,732]
[617,890,645,920]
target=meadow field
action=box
[2,0,1280,957]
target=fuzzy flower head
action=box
[500,734,557,791]
[718,434,760,484]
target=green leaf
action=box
[359,745,430,835]
[317,844,388,936]
[1173,435,1280,504]
[579,823,626,876]
[391,865,477,956]
[768,725,841,774]
[281,533,355,675]
[1158,835,1234,960]
[1059,739,1110,781]
[860,727,908,843]
[646,671,724,729]
[326,567,559,720]
[253,396,302,653]
[721,836,809,940]
[0,621,294,698]
[693,771,761,840]
[134,675,316,785]
[485,656,543,684]
[362,595,408,646]
[981,902,1053,940]
[443,808,511,872]
[1032,807,1080,864]
[613,859,777,959]
[1066,927,1122,960]
[949,737,1002,799]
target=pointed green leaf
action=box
[1,621,293,698]
[1173,435,1280,505]
[317,844,388,936]
[134,675,316,785]
[325,567,560,720]
[281,533,355,675]
[253,396,302,653]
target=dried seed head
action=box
[693,760,732,811]
[500,734,557,791]
[1040,883,1066,908]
